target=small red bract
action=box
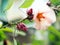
[16,23,28,32]
[27,8,33,15]
[27,8,34,20]
[47,2,51,6]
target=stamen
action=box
[37,13,45,21]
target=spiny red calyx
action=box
[27,8,34,20]
[27,8,33,15]
[16,23,28,32]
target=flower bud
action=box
[16,23,28,32]
[27,8,34,20]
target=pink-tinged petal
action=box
[33,6,56,30]
[42,5,56,23]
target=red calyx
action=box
[27,8,33,15]
[27,8,34,20]
[16,23,28,32]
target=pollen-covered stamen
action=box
[37,13,45,21]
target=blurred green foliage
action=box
[50,0,60,6]
[49,0,60,44]
[20,0,34,8]
[0,0,60,45]
[0,31,6,41]
[31,40,44,45]
[48,26,60,45]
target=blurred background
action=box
[0,0,60,45]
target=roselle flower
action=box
[26,0,56,30]
[16,23,28,32]
[27,8,34,20]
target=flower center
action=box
[37,13,45,21]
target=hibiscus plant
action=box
[0,0,60,45]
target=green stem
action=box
[48,26,60,38]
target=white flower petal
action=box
[6,0,27,23]
[28,0,56,30]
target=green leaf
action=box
[50,0,60,6]
[48,26,60,38]
[0,27,13,32]
[17,41,20,45]
[0,31,6,41]
[16,30,26,36]
[20,0,34,8]
[55,41,60,45]
[57,12,60,16]
[48,32,56,42]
